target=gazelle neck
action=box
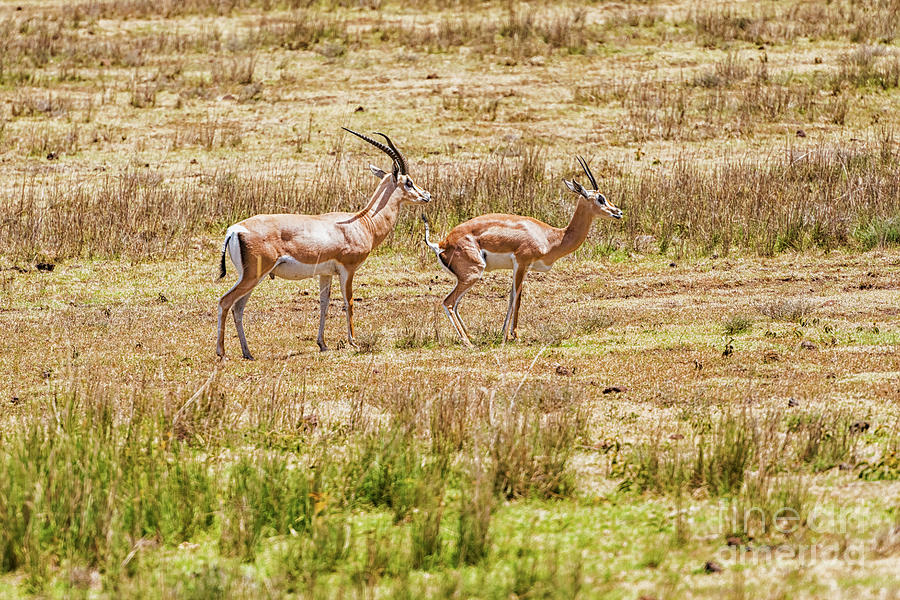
[555,199,596,258]
[354,176,403,248]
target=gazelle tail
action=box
[219,232,233,279]
[421,214,453,275]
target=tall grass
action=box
[3,140,899,262]
[0,374,585,590]
[618,407,858,539]
[0,389,218,584]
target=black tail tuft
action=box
[219,232,230,279]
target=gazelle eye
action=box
[406,179,413,189]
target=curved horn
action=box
[342,127,400,166]
[374,132,408,175]
[576,155,599,190]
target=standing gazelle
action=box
[423,156,622,347]
[216,129,431,359]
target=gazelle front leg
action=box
[501,265,527,343]
[317,275,333,352]
[339,268,357,348]
[510,284,524,341]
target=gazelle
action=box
[423,156,621,347]
[216,128,431,359]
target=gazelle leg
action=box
[442,303,466,341]
[509,268,527,341]
[453,288,472,339]
[501,266,527,343]
[232,293,254,360]
[500,287,515,343]
[217,275,263,358]
[317,275,333,352]
[339,268,357,348]
[454,306,470,340]
[443,278,477,348]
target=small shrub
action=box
[622,411,756,496]
[786,411,858,472]
[271,517,352,592]
[722,315,753,336]
[853,216,900,250]
[346,430,449,522]
[859,452,900,481]
[0,390,217,581]
[409,489,446,570]
[733,474,812,540]
[832,46,900,91]
[753,298,817,322]
[211,53,257,85]
[489,390,584,500]
[692,52,749,88]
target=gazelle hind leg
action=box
[443,278,478,348]
[217,275,263,358]
[452,287,473,339]
[509,289,522,340]
[442,303,466,341]
[232,293,254,359]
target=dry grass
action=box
[2,140,899,261]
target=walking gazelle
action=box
[216,129,431,359]
[423,156,622,347]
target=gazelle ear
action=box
[369,164,387,179]
[564,179,586,196]
[391,161,400,182]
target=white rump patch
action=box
[226,224,250,236]
[225,225,250,276]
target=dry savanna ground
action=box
[1,0,899,598]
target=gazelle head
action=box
[342,128,432,205]
[564,156,622,221]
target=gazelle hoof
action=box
[318,344,329,353]
[242,353,255,361]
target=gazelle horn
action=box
[342,127,401,171]
[576,155,599,190]
[374,132,408,175]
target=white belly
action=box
[531,260,554,272]
[482,251,515,272]
[271,256,340,280]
